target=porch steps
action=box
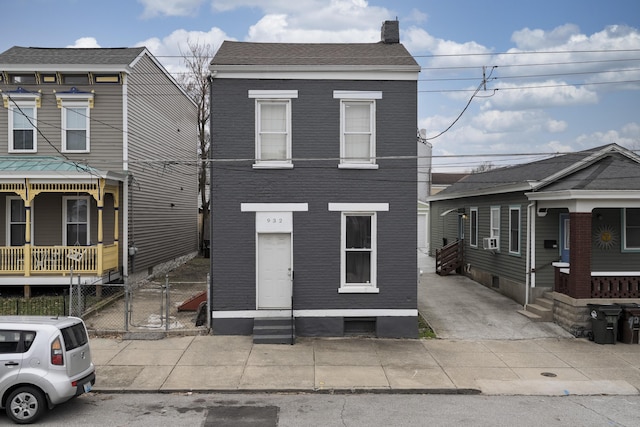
[517,297,554,322]
[253,317,295,345]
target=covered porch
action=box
[529,192,640,300]
[0,158,124,297]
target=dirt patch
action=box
[86,256,210,336]
[165,256,210,282]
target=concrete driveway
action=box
[418,257,572,340]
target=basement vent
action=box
[344,317,376,336]
[492,275,500,289]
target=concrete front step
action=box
[535,297,554,310]
[253,317,295,344]
[517,309,542,321]
[518,303,553,322]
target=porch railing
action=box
[591,275,640,298]
[555,270,640,298]
[435,240,464,276]
[0,245,119,276]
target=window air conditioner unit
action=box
[483,237,499,250]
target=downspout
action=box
[122,73,129,277]
[208,72,215,332]
[525,201,536,308]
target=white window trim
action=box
[5,196,33,246]
[329,202,388,294]
[509,205,521,255]
[62,196,91,246]
[334,91,381,169]
[623,208,640,252]
[249,90,298,99]
[60,101,91,153]
[6,98,38,153]
[339,212,379,293]
[328,203,389,212]
[470,207,478,248]
[252,98,293,168]
[490,206,501,251]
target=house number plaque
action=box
[256,211,292,232]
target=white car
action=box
[0,316,95,424]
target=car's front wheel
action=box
[6,386,46,424]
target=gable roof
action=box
[211,41,419,68]
[0,46,146,67]
[432,173,469,186]
[0,46,148,73]
[430,144,640,200]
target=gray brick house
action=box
[209,21,421,341]
[0,46,198,297]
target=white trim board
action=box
[211,309,417,318]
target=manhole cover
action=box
[540,372,557,377]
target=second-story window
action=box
[248,90,297,169]
[62,104,90,152]
[56,89,93,153]
[334,91,382,169]
[4,93,40,153]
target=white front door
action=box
[257,233,292,309]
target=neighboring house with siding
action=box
[0,46,198,297]
[209,20,421,342]
[429,143,640,333]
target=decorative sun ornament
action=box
[594,225,617,250]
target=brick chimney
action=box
[381,20,400,44]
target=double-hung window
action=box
[4,92,40,152]
[7,197,27,246]
[334,91,381,169]
[249,90,297,168]
[470,208,478,247]
[623,208,640,251]
[329,203,388,293]
[490,206,501,250]
[56,90,93,153]
[509,206,521,254]
[64,197,90,246]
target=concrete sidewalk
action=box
[90,258,640,396]
[91,334,640,396]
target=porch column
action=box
[568,212,592,299]
[96,180,105,276]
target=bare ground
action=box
[85,256,210,336]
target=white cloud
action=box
[481,80,599,110]
[511,24,582,50]
[136,27,230,75]
[66,37,101,48]
[212,0,392,42]
[138,0,204,18]
[576,122,640,149]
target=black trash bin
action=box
[618,303,640,344]
[587,304,622,344]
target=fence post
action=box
[124,275,129,332]
[165,274,170,332]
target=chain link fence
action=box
[0,269,209,336]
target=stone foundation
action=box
[548,291,640,337]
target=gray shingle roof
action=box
[210,41,419,68]
[437,144,640,195]
[0,46,146,66]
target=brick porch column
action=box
[568,212,592,299]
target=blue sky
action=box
[3,0,640,171]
